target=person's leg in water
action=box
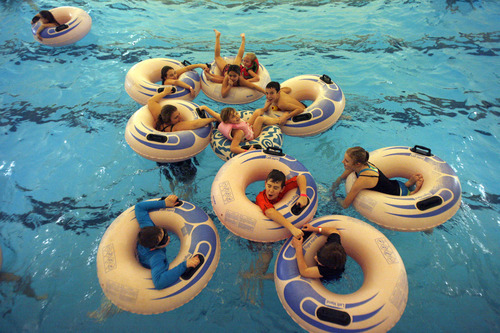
[0,272,47,301]
[240,243,274,305]
[88,296,122,322]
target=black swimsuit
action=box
[356,163,400,196]
[158,123,175,132]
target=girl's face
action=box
[342,152,357,171]
[227,71,239,82]
[228,112,240,124]
[170,110,182,124]
[166,69,177,80]
[242,56,253,68]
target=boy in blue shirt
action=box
[136,195,200,289]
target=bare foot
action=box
[214,29,221,38]
[410,174,424,195]
[240,33,245,39]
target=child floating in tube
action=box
[255,169,309,239]
[204,29,265,98]
[31,10,60,41]
[253,81,306,126]
[147,89,218,132]
[135,195,200,290]
[291,224,346,279]
[332,146,424,208]
[160,63,208,98]
[199,105,277,155]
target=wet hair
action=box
[266,169,286,188]
[156,104,178,130]
[266,81,280,92]
[227,64,241,75]
[32,10,60,25]
[161,66,174,84]
[138,226,164,249]
[220,107,237,123]
[317,241,347,270]
[346,146,369,165]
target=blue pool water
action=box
[0,0,499,332]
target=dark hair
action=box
[32,10,60,25]
[317,242,347,270]
[227,64,241,75]
[161,66,174,83]
[220,107,236,123]
[138,226,164,249]
[346,146,369,165]
[266,81,280,92]
[156,104,178,130]
[266,169,286,188]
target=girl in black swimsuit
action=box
[332,146,424,209]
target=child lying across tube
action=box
[203,30,265,98]
[291,224,347,280]
[147,89,218,132]
[255,169,309,239]
[200,106,277,155]
[332,146,424,208]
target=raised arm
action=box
[147,88,173,120]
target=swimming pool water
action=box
[0,0,499,332]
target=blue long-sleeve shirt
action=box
[135,200,187,289]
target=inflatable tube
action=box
[125,58,201,105]
[201,57,271,104]
[345,145,462,231]
[275,215,408,333]
[210,110,283,161]
[96,199,220,315]
[125,100,212,163]
[31,7,91,47]
[265,74,345,137]
[211,148,318,242]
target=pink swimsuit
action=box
[218,121,255,141]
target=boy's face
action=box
[265,87,279,104]
[264,179,284,201]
